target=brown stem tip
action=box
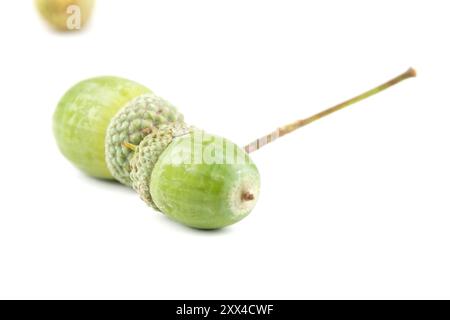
[406,67,417,78]
[242,192,255,201]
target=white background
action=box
[0,0,449,299]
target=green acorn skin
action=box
[106,94,184,186]
[148,131,260,230]
[53,76,150,179]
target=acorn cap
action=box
[105,93,184,186]
[129,123,192,209]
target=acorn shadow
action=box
[154,214,232,235]
[80,173,233,234]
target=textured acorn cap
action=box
[105,93,184,186]
[129,123,192,209]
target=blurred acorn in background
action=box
[35,0,95,31]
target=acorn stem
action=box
[244,68,416,153]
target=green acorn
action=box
[53,77,183,182]
[105,94,184,186]
[128,124,260,229]
[53,76,151,179]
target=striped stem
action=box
[244,68,416,153]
